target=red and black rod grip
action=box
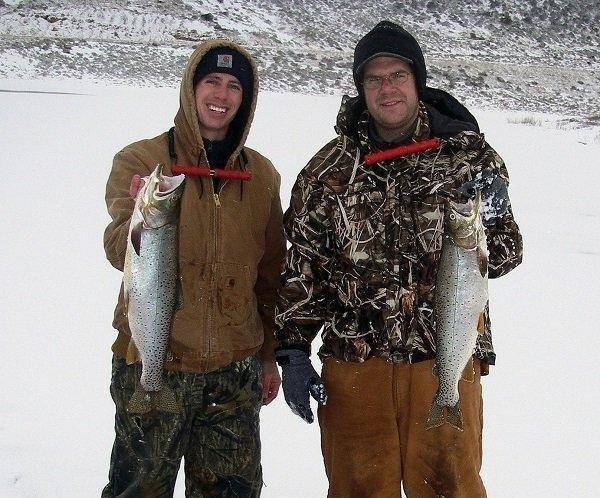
[363,138,441,165]
[171,165,252,181]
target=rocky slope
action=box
[1,0,598,117]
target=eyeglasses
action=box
[362,70,412,90]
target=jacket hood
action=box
[174,39,259,167]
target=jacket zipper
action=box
[205,159,231,361]
[207,173,230,359]
[206,180,222,361]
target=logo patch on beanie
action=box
[217,54,233,68]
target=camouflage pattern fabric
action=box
[276,97,523,367]
[102,355,263,497]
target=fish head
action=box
[138,164,186,228]
[444,190,483,250]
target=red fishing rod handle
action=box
[213,169,252,181]
[363,138,441,165]
[171,164,252,181]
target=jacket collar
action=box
[335,93,481,155]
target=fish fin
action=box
[477,312,486,334]
[175,278,183,310]
[477,247,488,277]
[461,358,475,383]
[474,189,482,211]
[151,386,180,414]
[445,403,465,431]
[126,385,153,415]
[130,222,143,256]
[426,400,465,431]
[425,401,444,430]
[125,341,139,364]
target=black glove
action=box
[457,169,509,226]
[275,348,328,423]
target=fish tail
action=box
[126,385,153,415]
[425,399,444,430]
[445,403,464,431]
[126,385,180,415]
[425,399,464,431]
[151,385,180,414]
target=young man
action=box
[102,40,285,497]
[275,22,522,497]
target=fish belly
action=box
[127,225,178,391]
[434,240,488,406]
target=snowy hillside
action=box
[0,0,599,115]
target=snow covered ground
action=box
[1,78,599,497]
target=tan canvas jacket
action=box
[104,40,286,373]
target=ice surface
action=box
[1,79,599,497]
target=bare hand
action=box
[129,174,144,198]
[261,359,281,406]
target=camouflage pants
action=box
[102,355,263,498]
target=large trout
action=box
[123,164,185,414]
[426,191,488,431]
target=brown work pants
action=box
[318,358,486,498]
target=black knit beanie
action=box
[193,47,253,95]
[353,21,427,93]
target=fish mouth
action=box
[156,175,186,197]
[137,165,186,227]
[144,164,185,199]
[448,197,476,216]
[444,192,483,250]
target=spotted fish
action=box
[123,164,185,414]
[426,191,488,431]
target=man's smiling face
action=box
[194,72,243,141]
[362,56,419,142]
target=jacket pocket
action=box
[214,263,261,352]
[413,196,444,255]
[339,185,385,267]
[217,263,252,327]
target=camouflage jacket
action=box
[275,97,523,367]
